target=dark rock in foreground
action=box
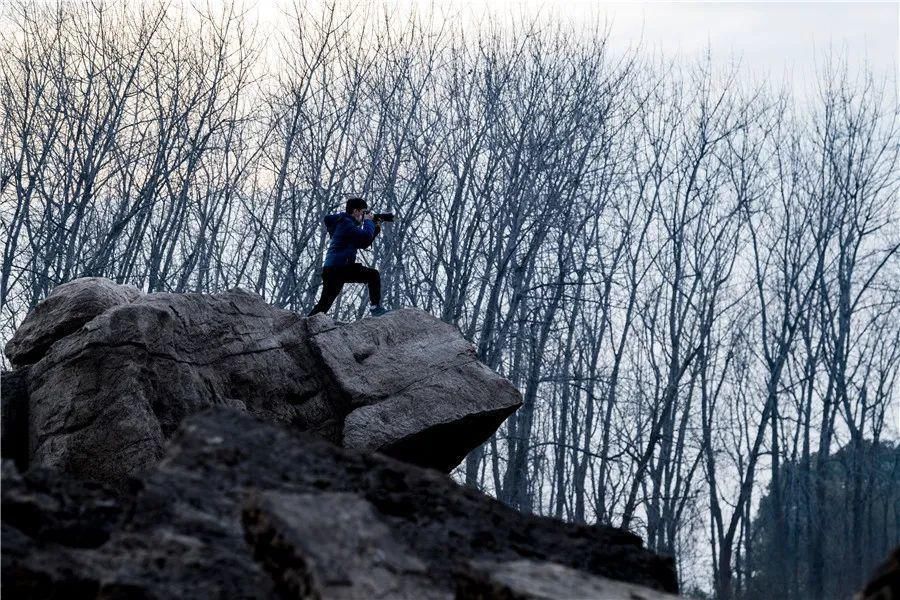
[2,409,679,598]
[0,367,29,471]
[458,560,680,599]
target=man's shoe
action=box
[369,305,388,317]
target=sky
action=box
[254,0,898,98]
[441,1,897,94]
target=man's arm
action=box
[341,218,377,248]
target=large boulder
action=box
[4,277,142,367]
[4,278,521,481]
[2,409,680,598]
[309,311,519,471]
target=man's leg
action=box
[343,264,381,306]
[365,267,381,307]
[308,267,345,316]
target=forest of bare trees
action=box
[2,2,897,597]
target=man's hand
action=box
[363,211,374,221]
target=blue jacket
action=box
[322,213,378,267]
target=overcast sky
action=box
[431,1,898,93]
[255,1,897,98]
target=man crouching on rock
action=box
[309,197,388,317]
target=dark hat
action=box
[345,197,367,212]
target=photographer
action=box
[309,197,388,317]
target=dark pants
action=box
[309,263,381,316]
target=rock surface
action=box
[311,312,519,471]
[3,278,521,480]
[2,278,680,598]
[4,277,141,367]
[458,560,682,599]
[243,490,448,599]
[1,367,29,470]
[2,409,679,598]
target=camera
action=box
[367,212,394,223]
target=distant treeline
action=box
[1,2,897,598]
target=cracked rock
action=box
[4,277,142,368]
[2,409,679,598]
[4,277,521,481]
[309,309,521,471]
[242,490,449,599]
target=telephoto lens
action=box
[373,213,394,222]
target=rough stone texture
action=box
[1,460,127,599]
[1,367,30,471]
[5,277,521,481]
[4,277,142,367]
[243,491,449,599]
[1,409,679,598]
[1,461,122,549]
[23,288,329,483]
[457,559,682,599]
[310,309,521,471]
[2,279,678,598]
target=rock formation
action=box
[3,278,522,480]
[2,278,680,598]
[3,410,679,598]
